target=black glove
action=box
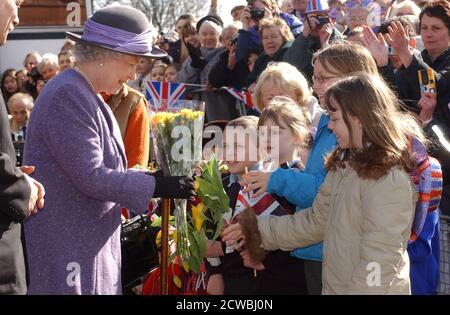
[153,175,196,200]
[186,43,208,69]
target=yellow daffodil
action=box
[182,260,190,273]
[173,274,182,288]
[191,203,205,232]
[194,180,200,192]
[219,164,229,173]
[155,230,162,247]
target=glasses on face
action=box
[312,74,341,84]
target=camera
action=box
[27,67,43,86]
[388,46,396,56]
[229,36,239,46]
[418,68,436,95]
[316,11,331,26]
[250,8,265,20]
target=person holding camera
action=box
[236,0,303,63]
[208,24,251,90]
[283,0,344,83]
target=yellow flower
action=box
[191,203,205,232]
[155,230,162,247]
[194,180,200,192]
[182,260,190,273]
[173,275,182,288]
[219,164,229,173]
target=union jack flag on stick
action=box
[146,80,195,111]
[222,87,259,113]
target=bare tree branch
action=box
[94,0,209,31]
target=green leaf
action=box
[151,215,175,227]
[187,255,201,273]
[212,219,224,240]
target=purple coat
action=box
[23,68,155,294]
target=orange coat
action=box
[102,85,150,168]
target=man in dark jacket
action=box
[0,0,45,295]
[283,9,344,83]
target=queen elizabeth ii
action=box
[23,5,195,295]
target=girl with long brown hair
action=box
[223,73,423,294]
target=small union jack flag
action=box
[234,190,290,218]
[223,87,259,112]
[146,80,187,111]
[224,189,290,254]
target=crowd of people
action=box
[0,0,449,295]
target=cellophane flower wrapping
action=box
[150,100,205,273]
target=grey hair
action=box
[221,23,241,39]
[73,41,124,63]
[199,20,223,35]
[23,51,42,67]
[7,92,34,111]
[37,53,60,73]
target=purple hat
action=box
[66,5,167,59]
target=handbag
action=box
[121,214,160,290]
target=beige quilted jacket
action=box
[258,163,416,295]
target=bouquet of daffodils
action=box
[187,155,230,272]
[150,101,204,274]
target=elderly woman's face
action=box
[262,26,284,57]
[41,65,59,81]
[103,55,140,94]
[347,8,369,30]
[58,55,75,71]
[199,24,220,49]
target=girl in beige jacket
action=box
[223,73,424,294]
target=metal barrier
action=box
[439,215,450,295]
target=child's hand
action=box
[240,250,265,271]
[241,171,272,198]
[418,91,437,124]
[221,223,245,249]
